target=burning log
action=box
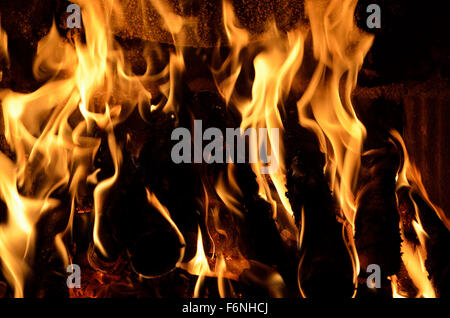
[137,87,297,296]
[284,103,355,297]
[91,113,189,277]
[393,133,450,298]
[354,79,450,221]
[231,163,296,296]
[409,194,450,298]
[351,97,403,297]
[354,144,402,297]
[137,98,204,264]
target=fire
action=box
[180,226,210,298]
[293,0,373,293]
[299,0,372,223]
[391,130,449,298]
[0,153,33,297]
[178,224,243,297]
[146,189,185,267]
[0,0,151,296]
[399,221,435,298]
[0,0,446,299]
[212,0,372,297]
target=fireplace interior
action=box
[0,0,449,299]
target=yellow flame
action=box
[393,130,449,229]
[399,221,435,298]
[212,0,249,104]
[391,130,445,298]
[390,276,407,298]
[178,226,210,297]
[146,189,186,266]
[0,0,152,295]
[294,0,374,291]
